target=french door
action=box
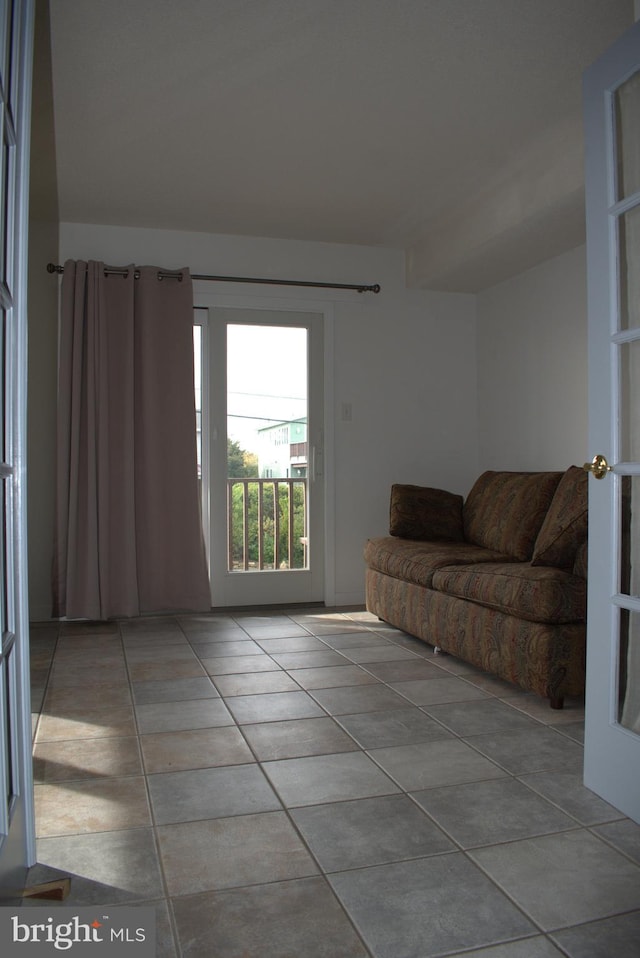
[0,0,35,898]
[195,299,325,608]
[583,18,640,823]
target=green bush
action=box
[229,481,306,570]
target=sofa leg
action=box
[549,696,564,710]
[433,646,448,656]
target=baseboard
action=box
[332,590,366,607]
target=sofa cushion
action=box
[389,484,464,541]
[366,567,587,700]
[364,536,510,590]
[431,562,587,624]
[531,466,588,569]
[463,471,563,561]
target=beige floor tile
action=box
[171,878,369,958]
[501,692,586,725]
[35,776,151,836]
[124,645,199,664]
[35,706,137,742]
[127,659,206,682]
[470,830,640,930]
[32,828,165,906]
[47,663,129,688]
[30,649,58,669]
[33,736,142,782]
[42,683,132,713]
[59,622,119,636]
[211,671,300,696]
[241,717,359,761]
[134,698,233,734]
[53,636,123,655]
[156,811,318,896]
[121,633,189,648]
[202,654,282,675]
[119,617,180,633]
[140,726,253,773]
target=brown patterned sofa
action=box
[364,468,588,708]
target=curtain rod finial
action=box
[47,263,63,274]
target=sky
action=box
[195,323,308,455]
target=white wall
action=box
[55,223,479,608]
[28,0,59,622]
[27,219,59,622]
[476,244,588,473]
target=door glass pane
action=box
[2,645,13,806]
[1,481,7,631]
[226,324,308,573]
[615,69,640,200]
[1,659,8,811]
[0,2,13,107]
[0,310,4,463]
[0,125,6,288]
[620,476,640,597]
[2,127,13,285]
[619,204,640,331]
[619,609,640,733]
[619,339,640,460]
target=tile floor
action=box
[26,608,640,957]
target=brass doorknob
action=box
[583,454,612,480]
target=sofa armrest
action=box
[390,484,464,541]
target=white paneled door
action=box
[0,0,35,899]
[583,18,640,823]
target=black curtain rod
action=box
[46,263,380,294]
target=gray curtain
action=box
[53,260,211,620]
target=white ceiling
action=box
[46,0,634,291]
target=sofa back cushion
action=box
[389,484,464,541]
[463,471,562,561]
[531,466,588,569]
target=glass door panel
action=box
[226,324,308,574]
[619,610,640,733]
[1,637,15,810]
[615,70,640,200]
[619,339,640,460]
[618,205,640,331]
[620,476,640,598]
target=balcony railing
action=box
[227,478,308,571]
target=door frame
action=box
[583,18,640,823]
[0,0,36,897]
[193,287,336,609]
